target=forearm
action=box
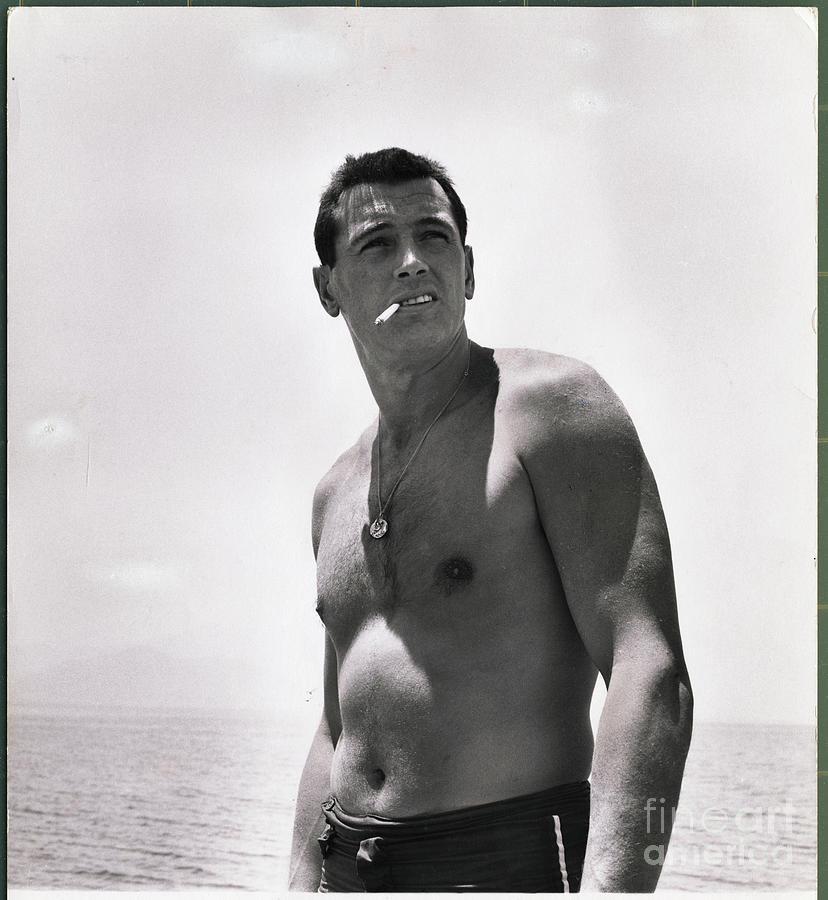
[289,718,335,892]
[581,659,693,892]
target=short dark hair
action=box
[314,148,468,268]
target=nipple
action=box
[434,556,475,597]
[441,557,474,581]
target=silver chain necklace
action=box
[369,341,471,540]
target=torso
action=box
[314,347,597,816]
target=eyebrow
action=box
[416,215,455,232]
[349,215,455,248]
[349,222,391,247]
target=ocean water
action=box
[659,723,816,892]
[7,706,308,890]
[8,709,815,891]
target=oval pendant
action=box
[369,518,388,539]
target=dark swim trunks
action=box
[317,781,590,893]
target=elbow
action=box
[668,658,693,725]
[679,670,694,741]
[616,650,693,739]
[679,669,694,725]
[607,648,694,747]
[652,655,694,753]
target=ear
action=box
[463,246,475,300]
[313,265,340,318]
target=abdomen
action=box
[330,609,597,817]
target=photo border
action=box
[3,0,820,893]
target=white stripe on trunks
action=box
[552,813,570,893]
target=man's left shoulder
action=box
[492,348,635,451]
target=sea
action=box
[7,708,816,892]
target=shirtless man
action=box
[289,148,692,892]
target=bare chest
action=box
[315,418,550,648]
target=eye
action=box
[423,230,450,242]
[362,237,390,251]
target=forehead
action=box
[335,178,456,243]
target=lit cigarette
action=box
[374,303,401,326]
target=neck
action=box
[364,329,472,446]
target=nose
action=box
[393,243,428,279]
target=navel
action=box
[367,768,386,789]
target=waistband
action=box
[323,780,590,841]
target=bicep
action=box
[573,459,681,679]
[522,378,682,681]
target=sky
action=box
[7,7,817,726]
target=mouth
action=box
[374,293,437,326]
[399,293,435,307]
